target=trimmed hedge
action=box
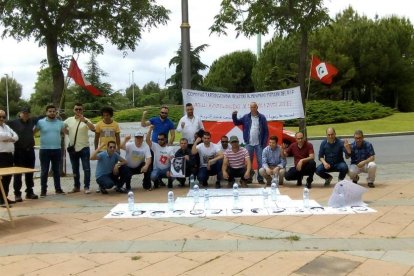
[92,101,393,126]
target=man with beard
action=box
[7,107,41,201]
[35,105,66,197]
[64,103,96,194]
[141,105,175,145]
[176,103,204,149]
[146,125,174,189]
[316,127,348,186]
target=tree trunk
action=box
[46,39,64,106]
[298,30,308,138]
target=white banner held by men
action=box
[182,87,304,121]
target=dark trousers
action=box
[39,149,62,193]
[226,167,248,184]
[68,147,91,189]
[285,160,316,184]
[119,163,151,190]
[13,148,36,196]
[0,152,14,199]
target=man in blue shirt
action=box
[35,105,65,197]
[344,130,376,188]
[141,105,175,145]
[316,127,348,186]
[91,141,127,194]
[232,102,268,184]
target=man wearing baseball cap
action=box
[119,131,152,190]
[222,136,251,188]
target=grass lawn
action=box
[285,112,414,137]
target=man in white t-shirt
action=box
[119,131,152,191]
[146,125,174,189]
[191,131,223,188]
[176,103,204,149]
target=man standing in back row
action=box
[176,103,204,149]
[232,102,268,184]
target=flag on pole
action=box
[67,58,102,96]
[310,56,338,85]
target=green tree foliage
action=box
[29,67,54,115]
[125,84,141,107]
[211,0,330,132]
[166,44,209,103]
[0,1,169,105]
[0,76,25,118]
[138,81,167,107]
[204,50,256,93]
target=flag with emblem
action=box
[310,55,338,85]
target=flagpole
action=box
[59,53,78,112]
[304,54,314,118]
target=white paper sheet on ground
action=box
[328,180,368,207]
[187,188,271,197]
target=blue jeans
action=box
[151,167,170,182]
[96,173,120,189]
[197,162,220,185]
[246,144,263,181]
[316,162,349,181]
[68,147,91,189]
[39,149,62,192]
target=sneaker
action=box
[202,181,208,187]
[324,176,333,186]
[84,189,91,194]
[69,187,80,193]
[258,179,265,185]
[368,182,375,188]
[100,187,108,194]
[55,189,66,195]
[159,179,166,187]
[240,180,248,188]
[115,187,127,193]
[296,180,303,186]
[215,181,221,189]
[15,195,23,202]
[96,188,101,193]
[6,198,16,204]
[40,192,47,198]
[353,175,360,184]
[26,193,39,200]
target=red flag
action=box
[67,58,102,96]
[310,56,338,85]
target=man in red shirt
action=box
[284,132,316,188]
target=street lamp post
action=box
[132,70,135,107]
[4,74,9,120]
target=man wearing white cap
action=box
[119,131,152,190]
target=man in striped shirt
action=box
[222,136,251,188]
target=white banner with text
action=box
[182,87,304,121]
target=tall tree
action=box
[166,44,209,103]
[0,1,169,105]
[211,0,330,133]
[0,76,24,118]
[204,50,256,93]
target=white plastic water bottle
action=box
[193,184,199,204]
[168,191,174,211]
[271,181,277,201]
[262,187,269,207]
[233,183,239,208]
[189,175,195,188]
[337,183,346,208]
[128,191,135,212]
[204,189,210,210]
[303,187,310,208]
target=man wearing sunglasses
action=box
[0,109,19,206]
[141,105,175,145]
[64,103,95,194]
[91,141,127,194]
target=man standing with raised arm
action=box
[141,105,175,145]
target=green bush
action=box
[92,101,393,126]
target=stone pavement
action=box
[1,163,414,275]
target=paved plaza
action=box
[1,146,414,275]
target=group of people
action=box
[0,101,377,206]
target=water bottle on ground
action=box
[337,183,346,208]
[262,187,269,208]
[189,175,195,188]
[193,184,200,204]
[233,183,239,208]
[303,187,310,208]
[168,191,174,211]
[204,189,210,210]
[128,191,135,212]
[271,181,278,201]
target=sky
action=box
[1,0,413,100]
